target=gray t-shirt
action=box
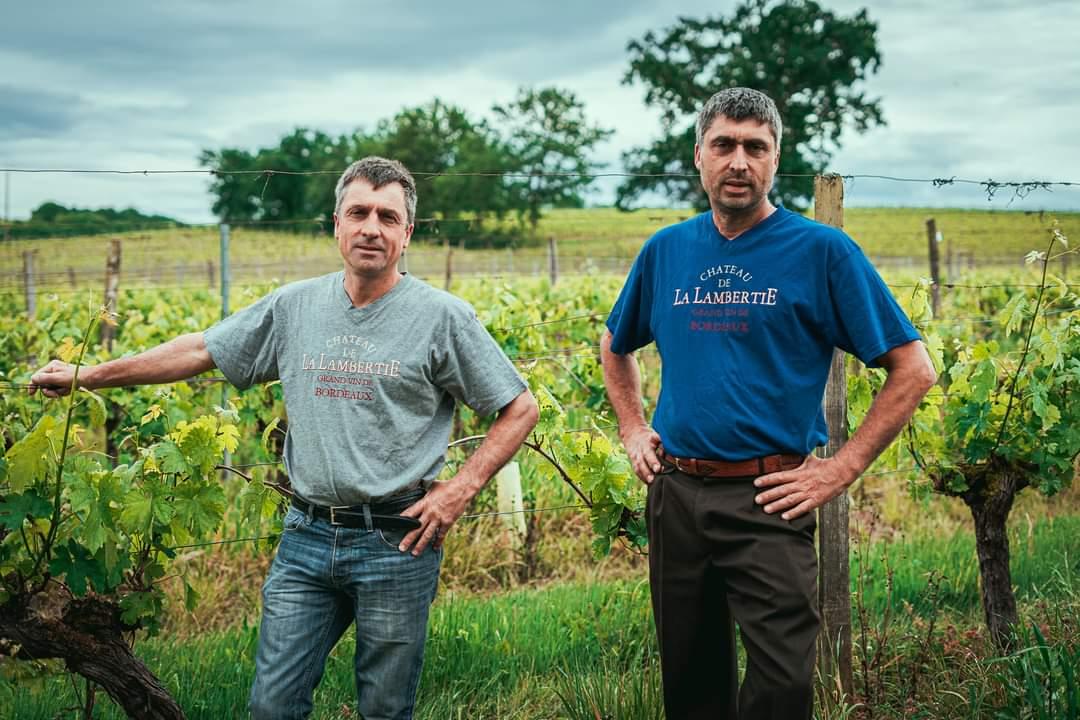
[204,271,527,505]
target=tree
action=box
[0,311,252,718]
[371,99,517,225]
[617,0,884,211]
[200,128,347,226]
[861,229,1080,653]
[492,87,614,231]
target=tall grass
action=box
[2,518,1076,719]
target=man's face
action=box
[334,179,413,279]
[694,115,780,214]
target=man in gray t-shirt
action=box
[32,157,539,720]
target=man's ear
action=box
[693,143,702,170]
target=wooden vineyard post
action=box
[100,239,121,351]
[926,218,941,317]
[443,236,453,291]
[548,236,558,285]
[813,174,853,697]
[22,250,36,319]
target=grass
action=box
[2,206,1077,294]
[2,516,1078,719]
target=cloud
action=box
[3,0,1078,220]
[0,86,84,140]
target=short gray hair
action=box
[334,156,418,225]
[695,88,783,149]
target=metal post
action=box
[23,250,36,319]
[813,174,853,698]
[220,224,231,319]
[443,237,453,291]
[219,223,231,473]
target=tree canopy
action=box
[200,88,612,238]
[617,0,885,211]
[493,87,614,229]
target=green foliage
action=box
[493,87,614,229]
[198,90,612,242]
[200,128,347,224]
[990,623,1080,720]
[908,262,1080,499]
[0,310,241,640]
[3,202,181,240]
[617,0,884,210]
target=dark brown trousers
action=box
[647,468,820,720]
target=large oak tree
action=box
[617,0,885,210]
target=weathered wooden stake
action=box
[548,236,558,285]
[926,218,941,316]
[813,174,853,697]
[100,239,121,351]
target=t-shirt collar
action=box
[336,271,413,311]
[706,205,786,243]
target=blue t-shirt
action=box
[606,207,920,461]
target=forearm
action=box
[453,389,539,497]
[600,330,649,439]
[834,341,937,480]
[82,332,216,389]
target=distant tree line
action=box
[2,202,182,241]
[200,87,614,244]
[203,0,884,231]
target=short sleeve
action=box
[828,249,921,368]
[434,313,527,417]
[203,292,281,389]
[606,248,655,354]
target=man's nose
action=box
[358,215,381,236]
[729,144,749,171]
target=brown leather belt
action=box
[660,449,805,478]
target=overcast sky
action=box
[2,0,1078,222]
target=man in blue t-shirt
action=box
[601,88,936,720]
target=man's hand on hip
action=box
[752,455,855,520]
[397,479,475,556]
[621,425,663,485]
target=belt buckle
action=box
[673,457,688,474]
[328,505,349,526]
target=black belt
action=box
[291,494,421,531]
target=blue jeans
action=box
[249,500,441,720]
